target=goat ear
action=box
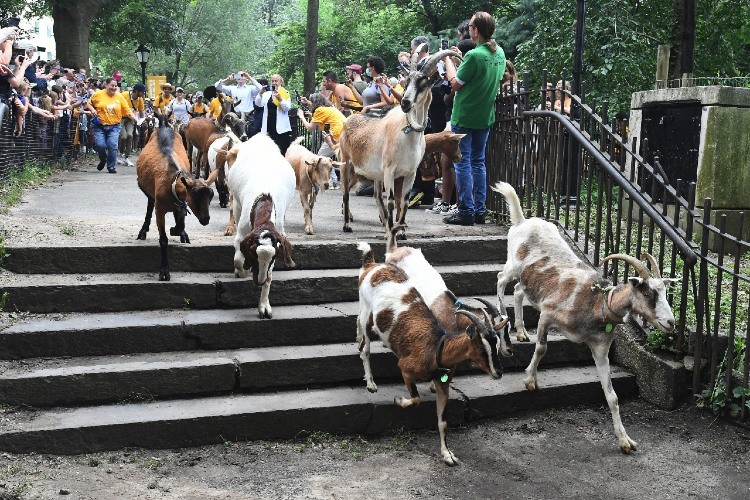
[628,276,644,287]
[453,134,467,141]
[205,166,220,186]
[240,234,257,267]
[277,234,296,268]
[304,160,314,166]
[226,146,239,167]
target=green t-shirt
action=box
[451,43,506,129]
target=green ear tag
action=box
[605,323,614,333]
[440,373,449,383]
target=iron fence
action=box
[486,71,750,421]
[0,104,83,184]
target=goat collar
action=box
[433,333,453,383]
[171,169,192,216]
[601,288,626,331]
[403,108,428,134]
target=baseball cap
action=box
[345,64,362,74]
[132,83,146,92]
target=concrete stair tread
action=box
[0,365,636,454]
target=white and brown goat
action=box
[492,181,678,454]
[136,127,219,281]
[338,50,460,249]
[284,138,343,235]
[357,242,504,466]
[226,133,296,318]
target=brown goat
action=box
[136,127,219,281]
[284,139,337,235]
[424,131,465,163]
[184,117,220,179]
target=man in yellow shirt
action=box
[86,77,139,173]
[119,82,147,166]
[153,82,174,120]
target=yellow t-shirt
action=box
[332,85,358,113]
[392,84,404,104]
[193,102,208,115]
[154,93,174,113]
[208,98,223,118]
[312,106,345,142]
[90,89,132,125]
[123,92,145,113]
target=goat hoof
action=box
[523,377,538,391]
[180,232,190,244]
[619,437,638,454]
[442,451,460,466]
[224,227,236,236]
[516,332,530,342]
[343,225,353,233]
[366,383,378,393]
[136,231,147,240]
[169,227,180,236]
[258,307,272,319]
[159,270,170,281]
[304,227,313,235]
[396,232,407,241]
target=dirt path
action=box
[1,400,748,500]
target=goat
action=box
[386,245,513,355]
[185,115,247,183]
[339,49,460,250]
[226,133,296,318]
[136,127,219,281]
[284,137,344,235]
[140,115,159,146]
[491,181,677,454]
[423,130,465,164]
[357,242,503,465]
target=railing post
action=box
[692,198,712,395]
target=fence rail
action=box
[486,72,749,421]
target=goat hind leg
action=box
[523,315,549,391]
[155,210,170,281]
[513,282,530,341]
[357,310,377,392]
[394,375,420,408]
[589,341,637,453]
[434,381,458,466]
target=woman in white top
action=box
[167,87,193,125]
[253,74,293,154]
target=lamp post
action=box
[135,44,150,85]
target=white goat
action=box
[357,242,503,466]
[338,49,459,250]
[492,181,677,454]
[226,133,296,318]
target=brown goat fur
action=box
[284,141,334,235]
[424,131,465,164]
[136,127,219,281]
[184,117,220,179]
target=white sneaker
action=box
[426,201,450,214]
[125,157,134,167]
[81,146,87,154]
[116,155,125,165]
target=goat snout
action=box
[660,318,675,332]
[240,134,248,142]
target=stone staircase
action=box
[0,235,637,454]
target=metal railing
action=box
[0,104,83,184]
[486,71,750,421]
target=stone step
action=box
[0,296,539,360]
[0,335,588,408]
[0,365,637,455]
[3,235,507,274]
[1,263,500,314]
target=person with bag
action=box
[86,77,139,173]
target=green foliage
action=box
[0,160,54,210]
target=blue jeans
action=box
[451,125,490,217]
[93,122,122,171]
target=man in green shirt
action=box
[442,11,506,225]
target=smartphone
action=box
[265,85,271,91]
[271,85,277,91]
[441,39,449,50]
[323,123,331,134]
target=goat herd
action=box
[133,52,677,465]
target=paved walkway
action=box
[0,154,505,247]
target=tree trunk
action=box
[672,0,695,81]
[419,0,442,35]
[303,0,319,95]
[51,0,105,71]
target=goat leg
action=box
[357,310,377,392]
[137,197,155,240]
[169,210,190,243]
[394,176,408,241]
[513,282,530,342]
[258,273,273,319]
[394,376,420,408]
[342,186,353,232]
[434,380,459,466]
[225,193,236,236]
[300,191,314,235]
[523,315,549,391]
[589,341,638,454]
[156,210,170,281]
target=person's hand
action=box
[0,63,10,76]
[297,108,304,119]
[362,106,369,114]
[272,90,280,100]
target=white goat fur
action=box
[227,134,296,318]
[492,181,676,454]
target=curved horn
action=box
[472,297,501,318]
[444,289,460,305]
[224,124,242,145]
[455,309,484,329]
[641,252,662,279]
[601,253,650,280]
[421,49,463,76]
[410,43,427,70]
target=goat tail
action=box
[490,181,525,226]
[358,241,375,267]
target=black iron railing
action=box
[486,72,750,421]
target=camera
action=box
[271,85,276,91]
[265,85,271,91]
[295,89,309,112]
[441,39,449,50]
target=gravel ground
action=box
[0,400,748,500]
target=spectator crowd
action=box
[2,11,521,225]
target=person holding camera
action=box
[0,32,33,137]
[215,71,261,135]
[86,77,139,174]
[350,56,393,115]
[253,74,293,155]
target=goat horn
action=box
[410,44,426,71]
[455,309,484,329]
[444,289,460,306]
[601,253,650,280]
[421,49,463,76]
[472,297,501,318]
[640,252,662,279]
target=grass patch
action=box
[294,428,416,460]
[0,160,55,210]
[58,223,77,236]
